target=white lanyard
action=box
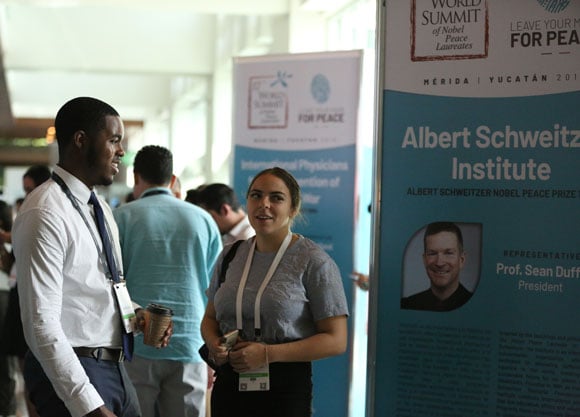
[235,232,292,340]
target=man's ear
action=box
[220,203,231,216]
[459,251,466,269]
[73,130,87,150]
[133,171,141,185]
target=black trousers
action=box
[211,362,313,417]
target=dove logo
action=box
[536,0,571,13]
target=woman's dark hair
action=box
[247,167,302,214]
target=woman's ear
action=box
[290,207,298,219]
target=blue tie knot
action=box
[89,191,99,206]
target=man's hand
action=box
[134,308,173,348]
[158,319,173,348]
[134,308,146,333]
[85,405,117,417]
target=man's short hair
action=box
[133,145,173,185]
[423,222,464,252]
[197,183,241,212]
[54,97,119,152]
[185,186,204,205]
[23,165,51,187]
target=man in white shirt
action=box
[12,97,171,417]
[192,183,255,245]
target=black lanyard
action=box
[51,172,119,281]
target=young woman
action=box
[201,167,348,417]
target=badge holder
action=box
[113,280,136,333]
[239,364,270,392]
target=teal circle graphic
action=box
[536,0,570,12]
[311,74,330,104]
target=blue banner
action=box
[232,51,362,417]
[372,1,580,416]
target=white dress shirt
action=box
[223,215,255,246]
[12,165,124,417]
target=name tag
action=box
[113,281,135,334]
[239,364,270,392]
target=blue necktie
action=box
[89,192,133,360]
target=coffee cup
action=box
[143,303,173,347]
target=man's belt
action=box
[73,346,125,362]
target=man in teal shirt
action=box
[114,145,222,417]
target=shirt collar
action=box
[140,187,172,198]
[228,215,250,238]
[53,165,93,205]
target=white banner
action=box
[232,50,362,417]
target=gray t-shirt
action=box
[207,235,348,344]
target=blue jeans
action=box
[24,351,141,417]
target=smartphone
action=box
[221,329,239,350]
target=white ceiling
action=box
[0,0,291,123]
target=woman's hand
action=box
[201,302,234,367]
[228,341,268,373]
[207,336,230,367]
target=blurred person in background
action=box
[2,165,51,417]
[114,145,222,417]
[185,186,205,206]
[0,199,16,417]
[195,183,255,245]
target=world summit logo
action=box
[411,0,489,61]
